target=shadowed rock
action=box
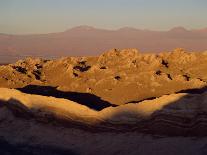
[18,85,116,111]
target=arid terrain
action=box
[1,26,207,63]
[1,48,207,154]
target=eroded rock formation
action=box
[0,48,207,105]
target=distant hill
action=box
[0,25,207,61]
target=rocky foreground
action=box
[1,48,207,154]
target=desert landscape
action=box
[1,0,207,154]
[1,48,207,154]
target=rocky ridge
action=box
[0,48,207,105]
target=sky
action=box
[0,0,207,34]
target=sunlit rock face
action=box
[0,48,207,105]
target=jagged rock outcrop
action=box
[0,48,207,105]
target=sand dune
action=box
[2,99,207,155]
[1,88,207,154]
[1,87,207,136]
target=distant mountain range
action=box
[0,25,207,61]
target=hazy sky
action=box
[0,0,207,34]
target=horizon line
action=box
[1,25,207,35]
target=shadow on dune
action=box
[17,85,116,111]
[176,86,207,94]
[126,86,207,104]
[101,86,207,136]
[0,138,78,155]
